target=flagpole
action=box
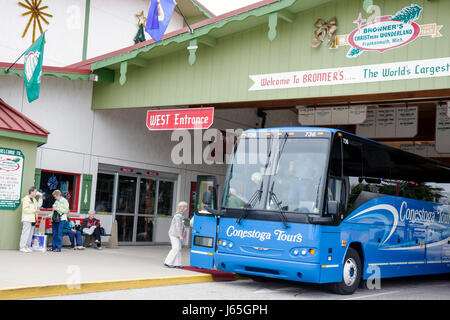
[174,1,194,34]
[4,31,47,74]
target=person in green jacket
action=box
[48,189,69,252]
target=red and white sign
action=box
[146,108,214,131]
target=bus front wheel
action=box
[329,247,362,295]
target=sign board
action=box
[298,105,367,125]
[436,103,450,153]
[0,148,24,210]
[356,106,417,138]
[249,57,450,91]
[330,4,443,58]
[146,108,214,131]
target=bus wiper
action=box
[236,182,262,225]
[268,181,290,229]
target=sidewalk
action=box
[0,246,236,299]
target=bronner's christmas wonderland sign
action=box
[333,4,442,57]
[0,148,24,210]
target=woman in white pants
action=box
[19,186,43,253]
[164,201,187,268]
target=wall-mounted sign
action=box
[0,148,24,210]
[356,106,418,138]
[297,105,366,125]
[330,4,443,58]
[120,167,134,173]
[435,103,450,153]
[248,57,450,91]
[146,107,214,131]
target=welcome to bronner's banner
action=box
[249,4,446,91]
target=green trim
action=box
[268,12,278,41]
[91,0,297,71]
[80,174,93,213]
[0,130,47,146]
[82,0,91,61]
[0,68,90,81]
[34,168,42,189]
[188,39,198,65]
[119,62,128,86]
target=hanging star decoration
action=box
[311,17,338,48]
[19,0,53,44]
[134,10,147,44]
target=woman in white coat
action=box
[164,201,187,268]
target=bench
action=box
[35,216,111,247]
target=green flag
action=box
[24,33,45,103]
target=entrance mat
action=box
[181,266,240,281]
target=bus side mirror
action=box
[202,190,211,205]
[328,200,339,216]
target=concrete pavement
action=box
[0,245,233,299]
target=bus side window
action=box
[342,138,363,214]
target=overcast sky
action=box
[198,0,261,15]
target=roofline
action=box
[0,62,91,75]
[0,98,50,138]
[66,0,281,70]
[190,0,216,18]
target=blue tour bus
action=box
[190,127,450,294]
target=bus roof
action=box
[241,127,450,172]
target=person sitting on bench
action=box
[63,219,85,250]
[81,210,102,250]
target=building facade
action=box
[1,0,450,248]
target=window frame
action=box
[38,169,81,213]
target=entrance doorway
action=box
[95,165,176,245]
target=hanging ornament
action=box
[134,10,147,44]
[18,0,53,44]
[311,17,337,48]
[47,176,58,190]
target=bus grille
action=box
[244,266,279,275]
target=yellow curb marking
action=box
[0,274,222,300]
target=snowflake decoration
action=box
[19,0,53,43]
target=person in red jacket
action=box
[81,210,102,249]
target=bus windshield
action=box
[222,136,329,214]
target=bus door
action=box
[190,175,218,269]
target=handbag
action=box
[52,210,61,223]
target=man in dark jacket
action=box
[82,210,102,249]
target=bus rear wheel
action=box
[329,247,362,295]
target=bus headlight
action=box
[222,240,227,247]
[228,242,233,248]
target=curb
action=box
[0,273,238,300]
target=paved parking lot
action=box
[35,273,449,300]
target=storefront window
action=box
[158,180,174,216]
[39,170,79,211]
[116,176,136,213]
[95,173,115,213]
[139,178,156,215]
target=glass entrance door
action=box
[136,178,156,242]
[96,165,176,245]
[116,175,137,243]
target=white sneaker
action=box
[20,248,31,253]
[26,247,33,252]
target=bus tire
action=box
[329,247,362,295]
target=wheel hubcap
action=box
[343,258,357,286]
